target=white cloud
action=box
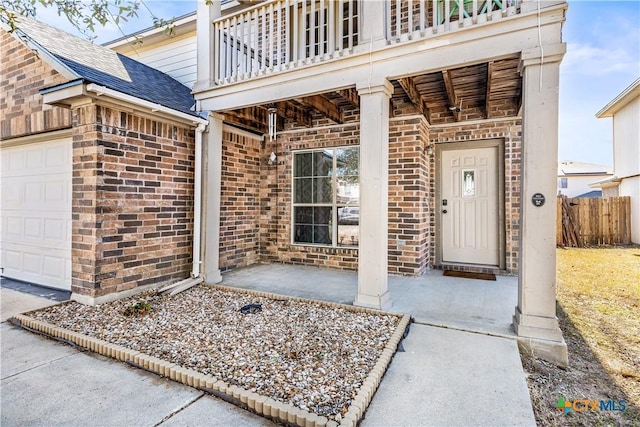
[561,42,638,76]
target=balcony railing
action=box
[213,0,520,85]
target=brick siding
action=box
[71,103,196,298]
[220,110,521,276]
[219,130,261,271]
[0,30,72,139]
[220,104,521,276]
[388,116,431,275]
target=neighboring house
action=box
[557,161,612,198]
[593,78,640,244]
[1,0,570,365]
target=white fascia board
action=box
[596,78,640,118]
[85,84,208,126]
[41,82,207,127]
[104,1,240,49]
[41,81,86,106]
[196,4,566,111]
[104,13,197,49]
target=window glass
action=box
[293,147,359,247]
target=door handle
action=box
[442,209,448,214]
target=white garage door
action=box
[1,138,72,290]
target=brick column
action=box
[354,80,393,310]
[513,43,568,366]
[70,104,100,298]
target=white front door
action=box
[440,145,499,266]
[1,138,72,290]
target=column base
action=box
[205,269,223,284]
[516,336,568,368]
[513,307,568,367]
[354,291,392,311]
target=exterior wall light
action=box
[426,144,435,157]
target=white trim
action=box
[84,84,208,126]
[430,116,521,128]
[0,129,72,148]
[222,124,265,141]
[596,78,640,118]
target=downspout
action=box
[158,121,207,295]
[191,121,207,278]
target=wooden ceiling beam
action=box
[485,61,494,119]
[296,94,343,124]
[224,106,284,134]
[224,110,267,134]
[337,88,359,107]
[442,70,461,122]
[398,77,430,121]
[274,101,312,127]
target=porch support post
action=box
[203,112,223,283]
[354,79,393,311]
[513,43,567,366]
[193,0,221,92]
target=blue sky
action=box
[34,1,640,167]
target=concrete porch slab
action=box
[221,264,517,337]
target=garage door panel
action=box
[2,141,70,177]
[2,211,70,249]
[2,175,70,211]
[1,138,71,290]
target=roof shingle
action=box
[17,16,197,116]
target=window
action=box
[559,178,568,189]
[293,147,359,247]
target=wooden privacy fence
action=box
[557,196,632,247]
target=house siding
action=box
[0,31,72,139]
[219,130,262,271]
[259,113,361,271]
[71,104,196,297]
[218,113,521,276]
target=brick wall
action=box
[388,116,431,275]
[259,115,361,270]
[0,30,72,139]
[71,103,196,298]
[219,112,521,276]
[219,130,261,271]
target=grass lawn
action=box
[521,247,640,426]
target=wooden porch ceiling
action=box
[222,56,521,134]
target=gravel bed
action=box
[28,285,401,421]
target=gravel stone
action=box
[28,285,400,421]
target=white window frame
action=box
[291,146,360,248]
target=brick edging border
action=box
[10,284,411,427]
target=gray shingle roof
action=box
[17,16,197,116]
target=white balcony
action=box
[211,0,521,85]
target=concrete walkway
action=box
[1,287,275,427]
[1,266,536,426]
